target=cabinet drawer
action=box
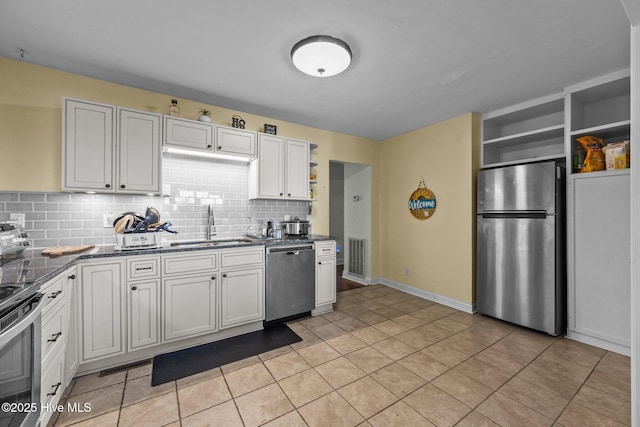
[41,275,64,314]
[128,256,160,280]
[315,241,336,258]
[162,251,218,275]
[41,301,65,364]
[40,347,66,416]
[220,247,264,269]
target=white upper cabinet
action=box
[118,108,161,193]
[481,93,565,168]
[250,134,285,198]
[63,99,115,192]
[249,134,310,200]
[215,125,257,157]
[164,116,213,153]
[285,138,310,199]
[62,98,162,194]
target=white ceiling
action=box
[0,1,631,140]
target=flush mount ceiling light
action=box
[291,35,352,77]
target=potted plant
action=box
[198,108,212,123]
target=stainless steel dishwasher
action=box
[265,244,315,323]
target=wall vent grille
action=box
[348,237,366,278]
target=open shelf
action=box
[481,93,564,168]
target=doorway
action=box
[329,161,372,285]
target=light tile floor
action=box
[50,284,631,426]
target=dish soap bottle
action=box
[169,99,180,117]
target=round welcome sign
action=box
[408,179,436,220]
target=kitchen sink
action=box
[170,238,254,247]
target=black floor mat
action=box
[151,324,302,386]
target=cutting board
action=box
[42,244,95,257]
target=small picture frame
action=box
[264,124,277,135]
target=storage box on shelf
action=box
[481,93,565,168]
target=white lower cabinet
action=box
[64,269,79,385]
[128,278,160,350]
[163,274,218,341]
[79,261,125,362]
[220,268,264,329]
[567,171,631,354]
[315,241,337,307]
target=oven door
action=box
[0,293,43,427]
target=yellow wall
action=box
[379,113,480,304]
[1,58,480,303]
[0,57,382,276]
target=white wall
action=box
[343,163,372,279]
[329,162,345,264]
[630,23,640,427]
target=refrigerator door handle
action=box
[481,211,548,219]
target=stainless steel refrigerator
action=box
[476,160,565,336]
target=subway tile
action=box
[47,212,70,220]
[6,202,33,211]
[0,192,20,201]
[33,221,59,230]
[20,193,46,202]
[35,202,57,211]
[58,203,83,212]
[46,193,71,203]
[47,230,70,238]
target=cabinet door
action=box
[164,117,213,152]
[63,98,115,192]
[316,257,336,306]
[118,108,161,194]
[80,261,125,361]
[216,126,257,157]
[128,279,160,350]
[64,269,79,384]
[219,267,264,329]
[163,274,217,341]
[568,172,631,349]
[285,139,310,199]
[256,134,284,198]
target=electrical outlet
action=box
[103,213,115,228]
[404,267,410,276]
[10,213,25,228]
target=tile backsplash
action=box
[0,153,309,248]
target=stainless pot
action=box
[281,217,310,235]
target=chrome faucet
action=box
[207,205,216,239]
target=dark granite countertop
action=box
[0,234,335,288]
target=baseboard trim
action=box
[342,272,373,286]
[377,278,475,314]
